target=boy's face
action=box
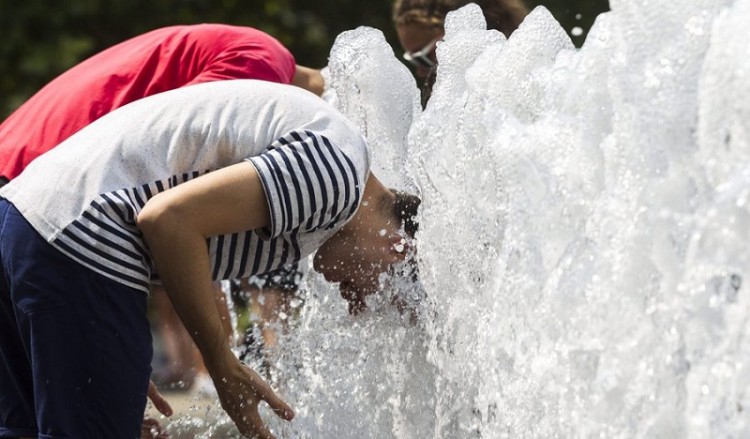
[313,225,406,312]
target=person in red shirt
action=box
[0,23,324,184]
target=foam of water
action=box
[166,1,750,437]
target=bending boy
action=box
[0,79,418,439]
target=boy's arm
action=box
[138,161,294,439]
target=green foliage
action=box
[0,0,608,118]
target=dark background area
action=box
[0,0,609,118]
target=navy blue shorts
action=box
[0,199,152,438]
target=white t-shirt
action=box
[0,79,370,294]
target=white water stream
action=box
[167,1,750,437]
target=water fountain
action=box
[161,1,750,437]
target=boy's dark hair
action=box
[393,190,421,238]
[392,190,422,289]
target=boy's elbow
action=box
[137,194,176,237]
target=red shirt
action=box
[0,24,297,180]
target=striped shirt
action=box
[0,80,369,294]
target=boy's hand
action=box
[141,380,173,438]
[209,354,294,439]
[147,380,173,417]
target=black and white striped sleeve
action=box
[247,130,363,240]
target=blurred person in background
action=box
[392,0,528,105]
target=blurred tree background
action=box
[0,0,609,119]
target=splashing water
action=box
[165,1,750,437]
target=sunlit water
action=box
[162,1,750,437]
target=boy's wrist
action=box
[202,344,239,377]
